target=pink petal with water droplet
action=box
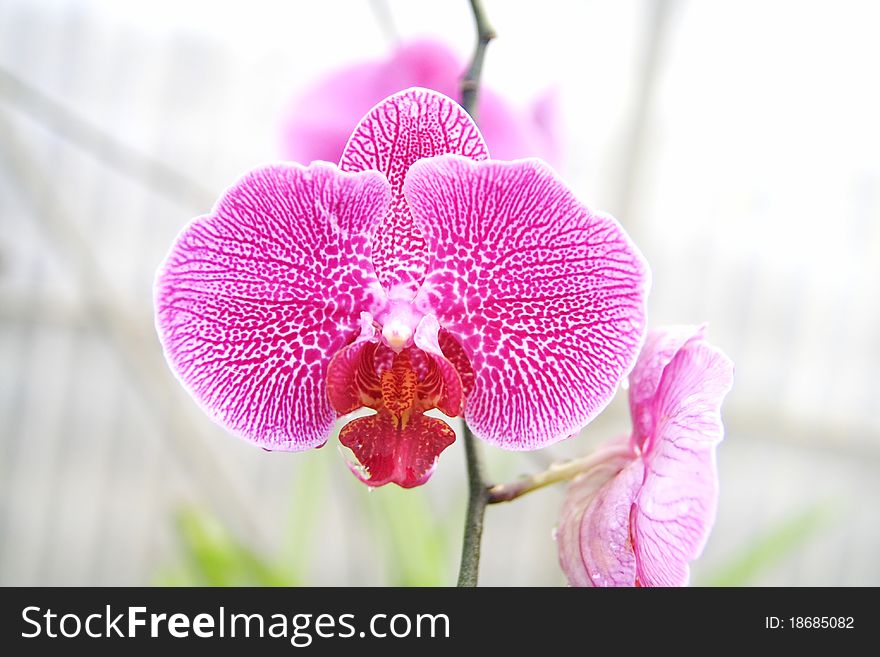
[404,155,650,449]
[557,443,632,587]
[633,339,734,586]
[628,325,706,452]
[154,163,390,450]
[340,87,489,297]
[578,459,643,587]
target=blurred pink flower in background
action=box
[557,326,734,586]
[281,39,563,168]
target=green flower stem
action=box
[487,443,633,504]
[455,0,495,588]
[456,423,489,587]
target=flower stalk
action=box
[487,443,634,504]
[455,0,495,588]
[457,423,489,586]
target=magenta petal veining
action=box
[404,155,650,449]
[340,87,489,297]
[155,163,390,449]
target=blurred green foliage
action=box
[156,449,830,587]
[360,484,457,586]
[155,455,327,586]
[698,503,832,587]
[155,455,460,586]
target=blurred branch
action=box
[0,109,268,549]
[460,0,496,117]
[614,0,677,223]
[0,65,213,210]
[367,0,400,44]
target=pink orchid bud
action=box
[558,327,734,585]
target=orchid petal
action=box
[282,40,465,165]
[577,459,643,587]
[332,339,461,488]
[633,339,734,586]
[340,87,489,297]
[326,312,381,415]
[477,84,563,168]
[628,324,706,452]
[404,155,650,449]
[155,163,390,449]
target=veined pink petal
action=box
[633,339,734,586]
[154,163,390,450]
[404,155,650,449]
[557,444,632,587]
[628,325,706,452]
[340,87,489,297]
[578,459,644,587]
[326,341,381,415]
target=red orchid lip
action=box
[327,315,465,489]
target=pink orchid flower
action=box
[558,326,734,586]
[281,38,562,168]
[155,87,648,488]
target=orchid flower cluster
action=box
[155,84,733,587]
